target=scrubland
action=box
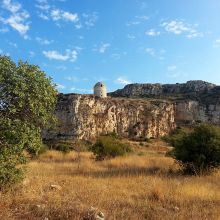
[0,140,220,220]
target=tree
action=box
[168,124,220,175]
[0,56,57,188]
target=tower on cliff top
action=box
[94,82,107,98]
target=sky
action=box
[0,0,220,94]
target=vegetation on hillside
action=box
[1,141,220,220]
[0,56,57,189]
[166,124,220,175]
[91,135,132,160]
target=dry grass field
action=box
[0,140,220,220]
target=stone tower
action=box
[93,82,107,98]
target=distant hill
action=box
[109,80,220,103]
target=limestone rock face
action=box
[110,80,216,97]
[175,101,220,125]
[43,80,220,141]
[44,94,176,140]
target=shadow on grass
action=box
[76,166,182,178]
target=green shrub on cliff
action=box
[0,56,57,189]
[167,124,220,175]
[91,135,132,160]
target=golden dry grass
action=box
[0,140,220,220]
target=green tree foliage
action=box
[0,56,57,188]
[91,135,132,160]
[167,124,220,175]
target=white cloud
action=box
[43,49,78,62]
[6,14,30,35]
[36,0,79,25]
[35,1,97,29]
[145,29,160,36]
[36,37,53,45]
[161,20,203,38]
[38,13,49,20]
[2,0,21,13]
[56,84,66,90]
[51,9,78,22]
[35,3,50,11]
[1,0,30,37]
[99,43,110,53]
[115,77,132,85]
[43,50,68,61]
[213,39,220,48]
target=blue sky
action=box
[0,0,220,93]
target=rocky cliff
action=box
[44,94,176,140]
[109,80,216,98]
[44,81,220,141]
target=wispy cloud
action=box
[36,37,54,45]
[36,0,79,27]
[126,15,149,26]
[93,42,111,53]
[166,65,187,78]
[111,52,127,60]
[43,49,78,62]
[145,29,160,36]
[115,77,132,85]
[161,20,203,38]
[1,0,30,37]
[145,48,165,60]
[83,12,98,28]
[99,43,110,53]
[56,83,66,90]
[50,9,78,22]
[145,48,155,56]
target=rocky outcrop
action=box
[44,94,176,140]
[43,81,220,141]
[175,101,220,125]
[109,80,216,98]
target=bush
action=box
[91,136,132,160]
[167,124,220,175]
[44,140,91,153]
